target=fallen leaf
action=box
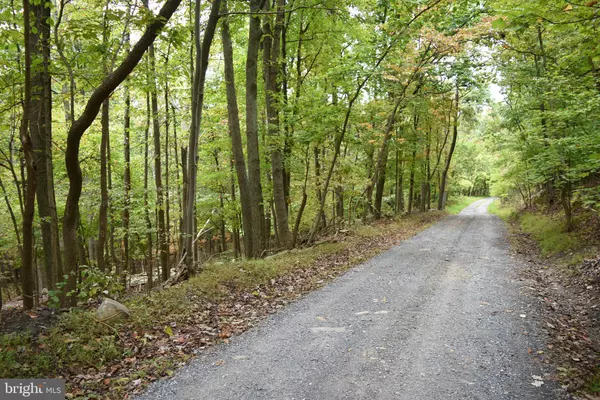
[163,326,173,337]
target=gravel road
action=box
[136,198,566,400]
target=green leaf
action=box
[492,18,506,30]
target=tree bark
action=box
[183,0,221,272]
[164,47,171,253]
[372,100,403,218]
[395,135,404,213]
[97,98,109,272]
[144,13,169,283]
[292,146,310,247]
[438,85,459,211]
[143,91,153,285]
[245,0,266,256]
[221,4,255,257]
[122,80,131,281]
[30,0,61,290]
[263,0,291,248]
[21,0,36,309]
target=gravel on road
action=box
[136,198,566,400]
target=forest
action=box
[0,0,496,309]
[0,0,599,396]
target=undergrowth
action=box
[520,213,582,257]
[487,199,517,221]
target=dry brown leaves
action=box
[510,224,600,396]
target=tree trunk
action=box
[122,79,131,281]
[230,158,240,258]
[145,19,169,283]
[562,182,573,231]
[21,0,36,309]
[107,119,117,270]
[262,0,291,248]
[62,0,182,306]
[184,0,221,272]
[438,85,459,211]
[395,128,404,213]
[292,146,310,247]
[164,52,171,254]
[143,91,153,285]
[30,0,61,290]
[314,145,327,227]
[245,0,266,256]
[408,144,416,213]
[97,98,109,272]
[221,5,255,257]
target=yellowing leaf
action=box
[164,326,173,337]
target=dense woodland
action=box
[0,0,598,311]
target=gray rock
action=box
[96,298,130,322]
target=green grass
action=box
[488,199,517,221]
[520,213,582,257]
[445,196,487,215]
[488,199,583,258]
[587,369,600,395]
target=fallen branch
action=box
[162,217,213,287]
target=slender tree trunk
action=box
[107,123,116,269]
[408,144,416,213]
[213,152,227,253]
[184,0,221,272]
[314,145,326,227]
[263,0,291,248]
[164,50,171,253]
[245,0,266,256]
[395,129,404,213]
[562,182,573,231]
[21,0,36,309]
[292,146,310,247]
[143,91,153,285]
[97,98,109,272]
[438,85,459,211]
[181,146,187,254]
[373,100,403,218]
[122,80,131,281]
[172,104,182,254]
[229,157,240,258]
[145,20,169,283]
[221,5,255,257]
